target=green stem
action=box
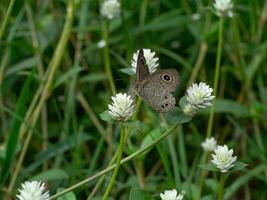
[0,0,16,40]
[196,153,208,200]
[102,21,116,95]
[206,16,224,138]
[218,173,225,200]
[213,17,224,96]
[139,0,148,26]
[87,97,143,199]
[87,148,119,200]
[197,17,223,200]
[88,97,143,199]
[7,0,75,194]
[103,123,125,200]
[49,124,179,199]
[197,17,224,200]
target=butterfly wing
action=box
[136,49,150,82]
[136,69,180,112]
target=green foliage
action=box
[57,188,77,200]
[129,188,155,200]
[0,0,266,199]
[32,168,69,182]
[0,71,34,184]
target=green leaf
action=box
[57,188,77,200]
[5,57,38,77]
[164,107,192,124]
[225,164,265,199]
[129,188,155,200]
[179,96,188,108]
[198,163,218,172]
[213,99,250,117]
[0,71,34,184]
[124,120,147,131]
[231,161,247,172]
[99,110,114,122]
[31,168,69,181]
[54,67,84,88]
[140,128,161,150]
[80,73,108,83]
[119,68,135,75]
[199,162,247,174]
[157,47,192,71]
[23,133,92,174]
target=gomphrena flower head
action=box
[97,40,106,49]
[131,49,159,74]
[201,137,217,152]
[16,181,49,200]
[160,189,185,200]
[211,145,237,173]
[213,0,233,17]
[183,82,215,116]
[108,93,135,121]
[100,0,121,20]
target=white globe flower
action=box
[16,181,49,200]
[108,93,135,121]
[131,49,159,74]
[100,0,121,20]
[211,145,237,173]
[183,82,215,116]
[213,0,233,17]
[97,40,106,49]
[201,137,217,152]
[160,189,185,200]
[191,13,201,21]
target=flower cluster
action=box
[183,82,215,116]
[131,49,159,74]
[211,145,237,173]
[108,93,135,121]
[100,0,121,20]
[160,189,185,200]
[213,0,233,17]
[202,137,217,152]
[16,181,49,200]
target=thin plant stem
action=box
[87,149,119,200]
[187,42,208,87]
[218,173,225,200]
[0,8,24,138]
[0,53,9,137]
[159,113,181,186]
[197,16,224,200]
[196,153,208,200]
[120,0,132,60]
[49,124,179,200]
[7,125,33,193]
[134,160,145,188]
[25,2,48,170]
[0,0,16,40]
[7,0,74,193]
[103,123,125,200]
[102,20,116,95]
[132,96,142,119]
[87,96,143,199]
[206,17,224,138]
[139,0,148,26]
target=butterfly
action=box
[134,49,180,112]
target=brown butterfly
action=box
[134,49,180,112]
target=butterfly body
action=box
[135,49,180,112]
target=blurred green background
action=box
[0,0,267,199]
